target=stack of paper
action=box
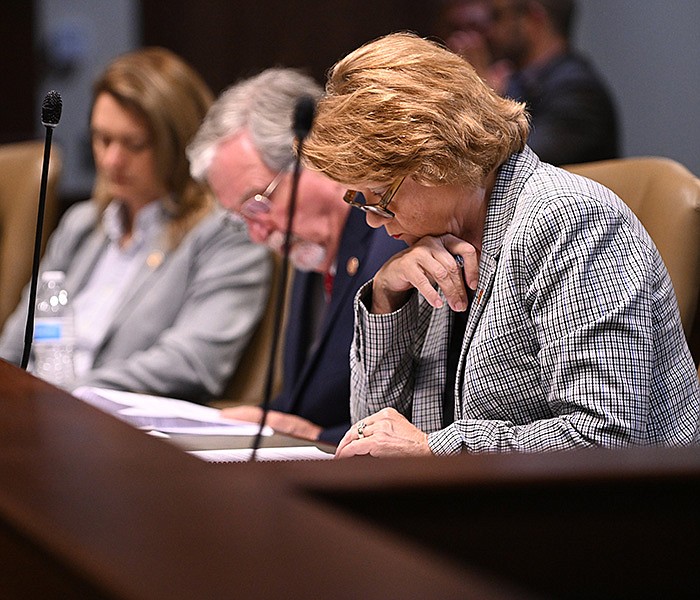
[72,387,335,462]
[190,447,334,462]
[73,386,272,436]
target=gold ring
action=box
[357,421,366,439]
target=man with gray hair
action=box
[188,68,405,444]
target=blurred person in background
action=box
[435,0,619,166]
[188,68,405,444]
[433,0,511,92]
[0,47,270,402]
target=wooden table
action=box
[1,359,698,599]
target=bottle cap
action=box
[41,271,66,282]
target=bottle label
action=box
[34,320,64,341]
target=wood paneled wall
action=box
[141,0,440,93]
[1,3,36,143]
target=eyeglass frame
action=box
[343,176,406,219]
[233,169,288,221]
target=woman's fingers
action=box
[335,408,431,459]
[446,238,479,292]
[371,236,479,314]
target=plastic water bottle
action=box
[32,270,75,387]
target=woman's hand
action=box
[335,408,432,458]
[371,234,479,314]
[221,405,322,441]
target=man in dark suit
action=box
[489,0,619,165]
[187,68,405,444]
[438,0,619,166]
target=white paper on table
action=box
[72,386,273,436]
[189,446,335,463]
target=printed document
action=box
[73,386,272,436]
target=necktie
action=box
[323,271,334,303]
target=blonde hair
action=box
[304,32,529,188]
[91,47,214,246]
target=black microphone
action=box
[250,94,316,460]
[292,94,316,141]
[20,91,62,370]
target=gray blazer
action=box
[0,200,271,402]
[351,147,700,452]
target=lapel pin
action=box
[146,250,164,269]
[346,256,359,276]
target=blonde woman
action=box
[303,33,700,457]
[0,48,270,402]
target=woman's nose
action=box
[100,142,127,169]
[365,211,390,229]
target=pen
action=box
[454,253,475,306]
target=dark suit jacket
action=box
[507,52,619,166]
[271,210,405,444]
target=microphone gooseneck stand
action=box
[21,91,63,370]
[249,96,316,461]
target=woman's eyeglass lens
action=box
[343,176,405,219]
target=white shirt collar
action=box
[103,199,167,249]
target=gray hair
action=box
[187,68,323,180]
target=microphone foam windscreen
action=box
[293,95,316,141]
[41,90,63,127]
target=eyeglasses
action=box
[240,169,287,220]
[343,176,406,219]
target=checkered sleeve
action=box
[349,281,427,422]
